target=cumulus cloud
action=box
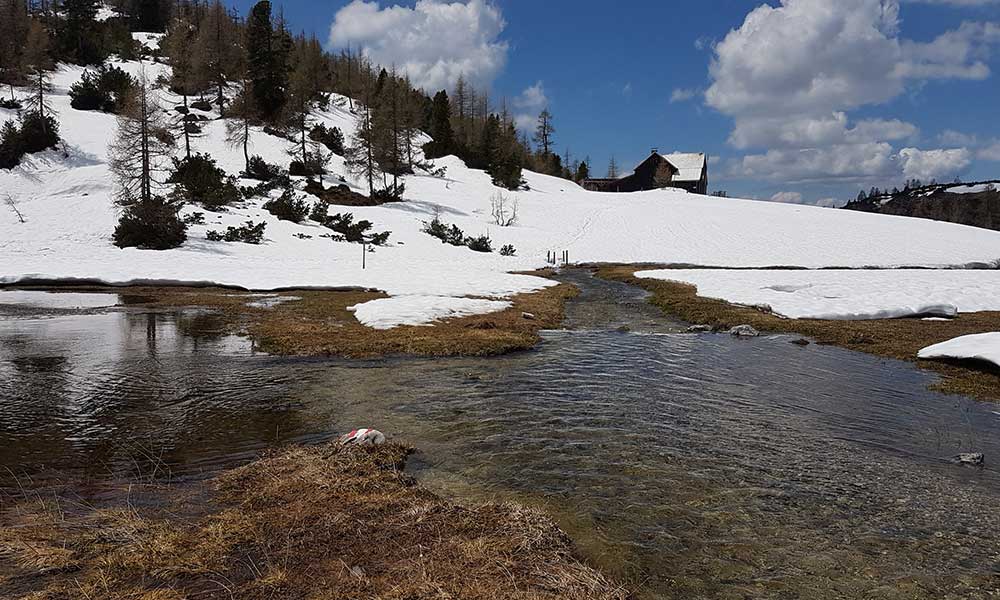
[512,81,548,132]
[705,0,1000,184]
[979,141,1000,160]
[328,0,508,91]
[898,147,972,179]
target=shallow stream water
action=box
[1,274,999,598]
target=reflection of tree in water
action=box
[0,332,76,477]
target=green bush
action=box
[308,123,344,154]
[207,221,266,244]
[113,196,187,250]
[500,244,516,256]
[69,65,136,113]
[324,212,391,245]
[264,187,310,223]
[310,202,328,222]
[18,112,60,154]
[422,216,494,253]
[466,234,492,253]
[244,155,283,181]
[169,153,241,207]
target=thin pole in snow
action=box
[362,240,367,269]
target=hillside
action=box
[5,49,1000,328]
[843,182,1000,233]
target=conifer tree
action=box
[576,159,590,181]
[533,108,554,156]
[246,0,288,122]
[0,0,30,101]
[424,90,454,159]
[60,0,102,65]
[192,0,242,112]
[607,155,619,178]
[225,78,256,173]
[23,21,54,123]
[109,70,185,249]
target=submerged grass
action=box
[596,265,1000,402]
[0,443,628,600]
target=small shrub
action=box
[169,153,241,207]
[244,155,283,181]
[466,234,493,253]
[372,182,405,203]
[324,212,390,245]
[69,65,136,113]
[423,217,466,246]
[264,187,310,223]
[182,211,205,225]
[189,99,213,112]
[0,120,22,169]
[18,112,60,154]
[500,244,516,256]
[0,98,23,110]
[207,221,266,244]
[113,196,187,250]
[308,123,344,154]
[288,160,309,177]
[310,202,328,222]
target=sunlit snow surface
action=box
[4,59,1000,328]
[920,333,1000,368]
[637,269,1000,320]
[348,296,512,330]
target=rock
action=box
[686,325,712,334]
[521,312,536,320]
[953,453,985,466]
[339,428,386,447]
[173,105,189,114]
[790,338,811,346]
[729,325,760,337]
[189,99,213,112]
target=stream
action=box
[1,273,999,598]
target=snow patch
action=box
[919,333,1000,368]
[637,269,1000,320]
[0,290,119,310]
[348,296,512,330]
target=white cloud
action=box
[328,0,509,91]
[898,147,972,180]
[513,81,547,110]
[977,141,1000,160]
[706,0,999,185]
[511,81,548,133]
[670,88,699,103]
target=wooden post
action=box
[362,240,367,270]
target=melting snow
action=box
[919,333,1000,368]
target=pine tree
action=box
[225,77,256,173]
[22,21,54,123]
[246,0,288,122]
[108,70,173,206]
[608,155,619,178]
[576,160,590,181]
[424,90,453,159]
[0,0,30,100]
[109,70,185,249]
[285,39,316,173]
[345,70,381,197]
[192,0,242,112]
[61,0,102,65]
[131,0,170,33]
[533,108,554,156]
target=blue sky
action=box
[232,0,1000,205]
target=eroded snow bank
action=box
[637,269,1000,320]
[919,333,1000,368]
[348,296,512,330]
[0,290,119,310]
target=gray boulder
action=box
[729,325,760,337]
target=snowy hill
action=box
[5,53,1000,327]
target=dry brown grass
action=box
[19,275,576,359]
[596,265,1000,402]
[0,443,629,600]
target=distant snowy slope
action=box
[4,57,1000,329]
